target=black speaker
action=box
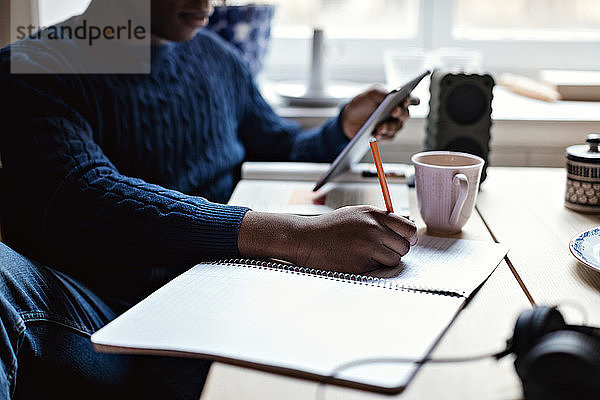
[426,70,494,181]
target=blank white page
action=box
[369,236,508,297]
[92,262,463,392]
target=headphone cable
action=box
[315,346,512,400]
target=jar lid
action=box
[567,134,600,163]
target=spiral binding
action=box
[214,259,464,297]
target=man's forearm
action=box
[237,210,303,263]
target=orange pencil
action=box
[369,138,394,213]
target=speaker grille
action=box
[445,83,487,125]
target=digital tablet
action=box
[313,70,430,191]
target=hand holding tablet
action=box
[314,70,430,191]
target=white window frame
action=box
[429,0,600,72]
[264,0,600,81]
[3,0,39,46]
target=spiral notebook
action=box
[91,236,508,394]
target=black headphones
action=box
[508,306,600,400]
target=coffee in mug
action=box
[412,151,484,234]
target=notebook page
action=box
[92,263,463,391]
[367,236,508,297]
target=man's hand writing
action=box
[238,206,418,274]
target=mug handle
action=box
[449,173,469,226]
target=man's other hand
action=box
[340,86,419,140]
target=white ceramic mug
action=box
[412,151,484,234]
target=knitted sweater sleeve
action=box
[0,51,249,272]
[236,70,350,163]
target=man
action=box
[0,0,418,398]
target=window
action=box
[269,0,419,39]
[265,0,424,81]
[27,0,600,79]
[453,0,600,41]
[265,0,600,81]
[431,0,600,71]
[38,0,90,26]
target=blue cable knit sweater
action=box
[0,29,348,292]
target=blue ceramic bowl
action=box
[207,5,275,75]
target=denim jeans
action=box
[0,242,211,400]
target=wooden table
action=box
[200,167,600,400]
[476,168,600,321]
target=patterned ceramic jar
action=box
[207,5,275,75]
[565,134,600,212]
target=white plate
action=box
[569,226,600,272]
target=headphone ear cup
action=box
[511,307,566,356]
[515,330,600,400]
